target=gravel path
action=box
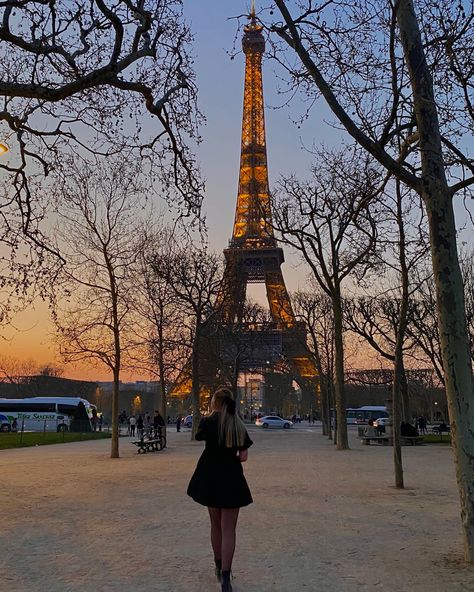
[1,425,473,592]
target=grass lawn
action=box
[0,431,111,450]
[422,433,451,444]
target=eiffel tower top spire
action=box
[231,1,275,247]
[250,0,256,19]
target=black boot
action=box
[214,559,222,582]
[221,570,232,592]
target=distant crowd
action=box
[118,410,187,436]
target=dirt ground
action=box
[1,425,473,592]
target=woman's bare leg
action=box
[208,507,222,561]
[221,508,240,571]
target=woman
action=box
[187,388,253,592]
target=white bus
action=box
[332,406,389,425]
[347,406,388,425]
[0,397,96,433]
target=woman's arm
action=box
[238,449,248,462]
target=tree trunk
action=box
[157,320,167,441]
[332,293,348,449]
[400,367,410,423]
[232,356,240,403]
[327,379,333,440]
[111,367,120,458]
[110,271,121,459]
[424,183,474,559]
[159,377,167,443]
[392,347,405,489]
[320,375,328,435]
[397,0,474,561]
[191,325,202,440]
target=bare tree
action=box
[407,271,445,384]
[408,248,474,385]
[129,228,190,439]
[270,0,474,559]
[293,288,334,438]
[0,355,38,396]
[345,182,428,486]
[151,244,223,438]
[0,0,202,268]
[52,158,144,458]
[272,147,380,450]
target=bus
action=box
[346,406,388,425]
[0,397,97,433]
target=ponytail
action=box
[213,388,247,448]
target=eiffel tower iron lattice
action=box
[171,10,318,403]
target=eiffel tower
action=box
[217,8,317,379]
[172,6,318,404]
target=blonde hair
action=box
[212,388,247,448]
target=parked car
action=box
[255,416,293,429]
[183,415,193,428]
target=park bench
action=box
[400,435,423,446]
[132,437,163,453]
[430,424,451,442]
[360,435,390,445]
[361,435,423,446]
[431,425,450,434]
[132,428,166,454]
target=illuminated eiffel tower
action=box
[172,6,318,403]
[217,8,318,378]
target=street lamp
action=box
[0,142,9,154]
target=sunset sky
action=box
[1,1,473,382]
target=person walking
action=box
[136,414,144,439]
[153,410,165,428]
[176,415,181,432]
[153,410,165,439]
[187,388,253,592]
[129,415,136,438]
[144,412,151,434]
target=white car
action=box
[255,416,293,429]
[374,417,389,427]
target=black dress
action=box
[187,413,253,509]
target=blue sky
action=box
[185,1,473,281]
[184,1,338,290]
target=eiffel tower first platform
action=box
[172,7,318,404]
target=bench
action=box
[401,435,423,446]
[430,425,450,442]
[360,436,390,446]
[132,436,164,454]
[431,425,450,434]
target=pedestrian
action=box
[91,407,98,431]
[137,414,144,438]
[129,415,137,437]
[144,412,151,431]
[417,416,424,434]
[11,417,18,432]
[98,414,103,432]
[187,387,253,592]
[421,416,427,434]
[176,415,181,432]
[153,410,165,437]
[364,418,377,437]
